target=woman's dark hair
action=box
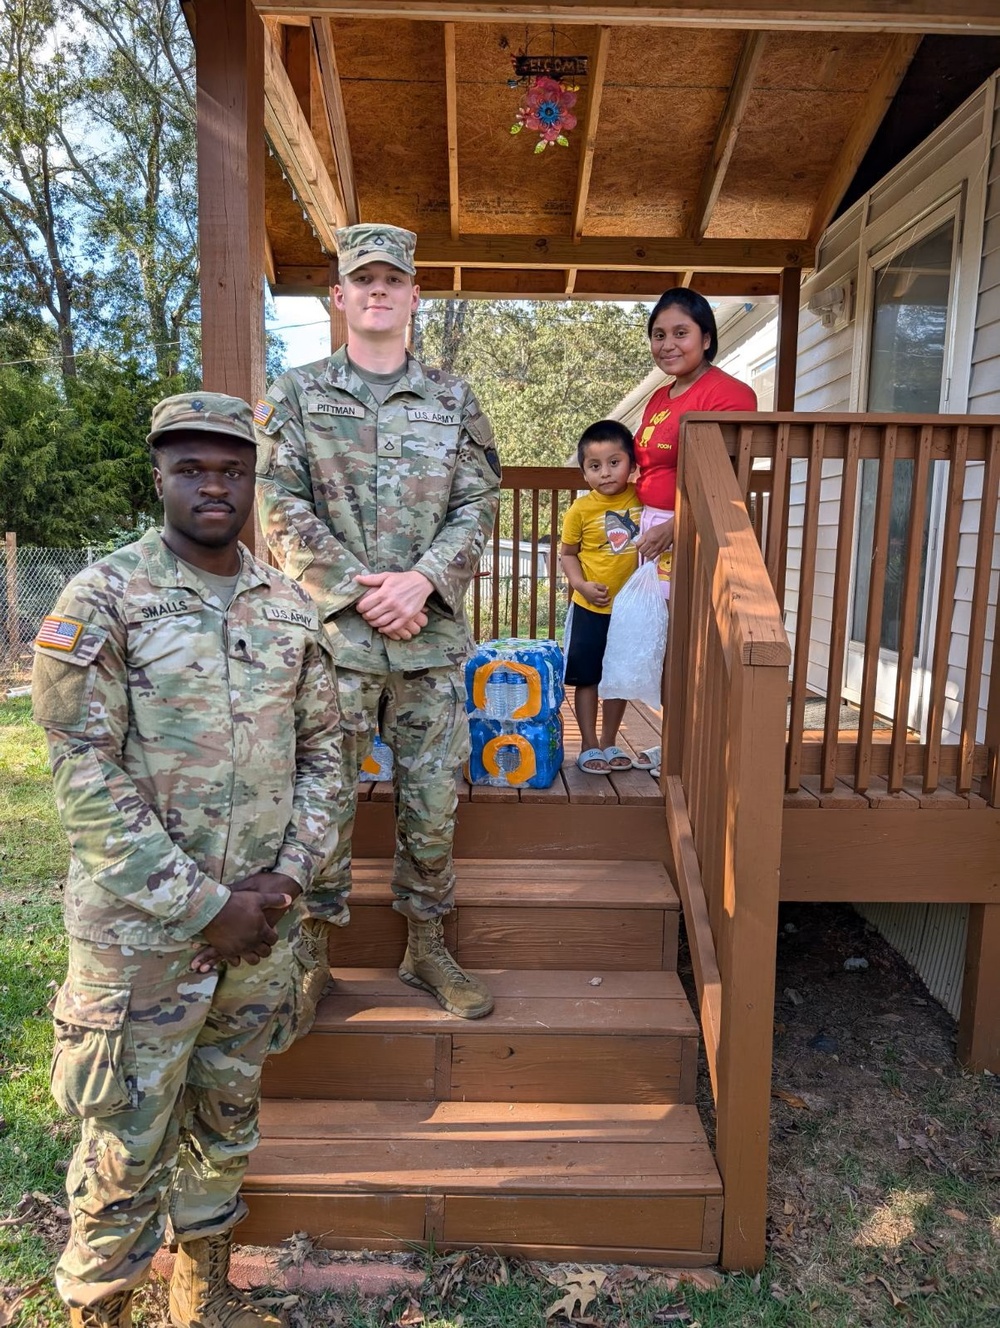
[646,288,718,362]
[576,419,636,470]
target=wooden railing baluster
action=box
[528,488,540,638]
[821,423,861,794]
[924,428,968,793]
[888,424,933,793]
[786,424,824,791]
[855,424,897,795]
[958,433,1000,796]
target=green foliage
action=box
[417,300,653,466]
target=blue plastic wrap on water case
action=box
[465,639,565,787]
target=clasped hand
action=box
[189,871,301,974]
[355,569,433,640]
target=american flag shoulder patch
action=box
[35,615,85,652]
[253,398,275,428]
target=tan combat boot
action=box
[398,917,494,1018]
[169,1228,284,1328]
[69,1290,134,1328]
[294,915,334,1040]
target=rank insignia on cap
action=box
[35,615,84,652]
[190,398,205,411]
[253,398,275,427]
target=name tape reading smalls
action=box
[140,600,194,620]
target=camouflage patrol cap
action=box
[147,392,256,449]
[335,223,417,278]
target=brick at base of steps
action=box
[262,968,699,1104]
[241,1101,722,1267]
[330,860,680,972]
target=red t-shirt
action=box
[634,366,757,510]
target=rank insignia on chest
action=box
[378,437,401,457]
[35,615,84,651]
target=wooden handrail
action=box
[664,419,789,1272]
[702,413,1000,805]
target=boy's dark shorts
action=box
[564,603,612,688]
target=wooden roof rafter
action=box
[443,21,461,293]
[689,32,767,240]
[311,16,361,226]
[566,25,611,296]
[262,26,345,251]
[415,234,809,271]
[807,33,923,245]
[255,2,1000,38]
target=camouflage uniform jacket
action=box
[31,527,342,950]
[255,348,501,673]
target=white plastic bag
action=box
[598,561,669,708]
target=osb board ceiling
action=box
[707,34,899,239]
[261,15,913,294]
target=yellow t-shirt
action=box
[560,485,641,614]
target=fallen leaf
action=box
[772,1089,809,1110]
[875,1276,908,1310]
[396,1303,424,1327]
[674,1269,723,1292]
[653,1304,692,1323]
[545,1271,607,1322]
[943,1208,969,1223]
[0,1281,45,1327]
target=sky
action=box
[269,296,332,370]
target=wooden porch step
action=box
[240,1101,722,1266]
[262,968,699,1104]
[330,859,680,971]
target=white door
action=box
[844,204,960,730]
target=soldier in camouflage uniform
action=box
[255,223,500,1020]
[32,393,342,1328]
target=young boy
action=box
[560,420,641,774]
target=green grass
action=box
[1,697,998,1328]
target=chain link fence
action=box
[2,536,98,694]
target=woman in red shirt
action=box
[633,289,757,594]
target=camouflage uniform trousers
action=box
[310,664,470,925]
[53,917,314,1308]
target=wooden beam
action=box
[414,234,809,271]
[311,17,360,226]
[444,23,460,240]
[774,266,800,411]
[263,24,346,250]
[689,33,766,239]
[256,3,1000,36]
[264,230,277,287]
[571,26,610,241]
[807,35,921,245]
[273,263,781,299]
[958,905,1000,1072]
[196,0,267,551]
[283,21,312,121]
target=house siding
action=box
[799,76,998,1026]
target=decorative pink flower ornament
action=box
[511,76,578,153]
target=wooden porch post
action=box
[774,266,801,411]
[194,0,267,426]
[957,905,1000,1072]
